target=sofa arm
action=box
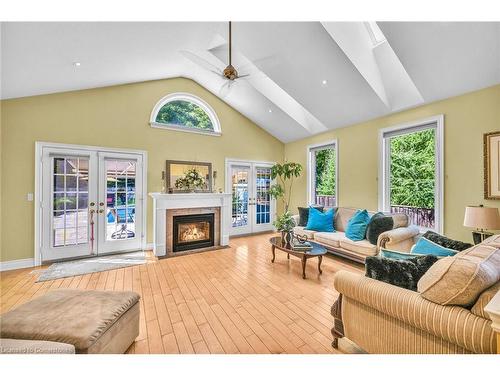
[333,270,496,354]
[377,225,420,252]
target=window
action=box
[379,115,444,232]
[150,93,221,135]
[307,141,338,208]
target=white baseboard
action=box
[0,258,35,272]
[144,243,154,250]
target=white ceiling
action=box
[1,22,499,143]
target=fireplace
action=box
[172,213,215,252]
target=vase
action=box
[281,230,292,245]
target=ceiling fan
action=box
[181,21,250,97]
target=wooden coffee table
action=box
[269,236,327,279]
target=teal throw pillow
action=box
[305,207,335,232]
[380,248,419,260]
[345,209,371,241]
[410,237,458,257]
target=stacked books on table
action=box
[290,238,313,251]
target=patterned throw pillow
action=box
[365,255,439,291]
[365,212,394,245]
[422,231,472,251]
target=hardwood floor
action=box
[0,233,363,354]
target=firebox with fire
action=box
[173,213,215,252]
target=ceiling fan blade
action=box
[180,50,223,76]
[219,80,235,98]
[237,74,250,79]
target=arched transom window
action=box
[150,93,221,135]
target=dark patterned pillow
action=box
[297,206,323,227]
[422,231,472,251]
[365,255,439,291]
[365,212,394,245]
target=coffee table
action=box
[269,236,327,279]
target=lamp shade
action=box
[463,206,500,230]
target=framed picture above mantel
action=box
[166,160,213,193]
[484,131,500,200]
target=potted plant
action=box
[269,162,303,244]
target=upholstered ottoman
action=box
[0,289,140,354]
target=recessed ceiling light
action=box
[268,109,272,113]
[73,62,81,67]
[322,80,328,85]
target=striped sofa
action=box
[331,271,498,354]
[331,236,500,354]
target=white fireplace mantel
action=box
[149,192,232,257]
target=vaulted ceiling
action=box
[1,22,499,142]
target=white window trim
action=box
[306,139,339,206]
[34,142,148,266]
[378,115,444,233]
[149,92,221,136]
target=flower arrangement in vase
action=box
[174,168,207,192]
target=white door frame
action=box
[225,158,276,236]
[34,142,148,266]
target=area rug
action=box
[35,251,148,282]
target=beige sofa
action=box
[293,207,419,263]
[331,236,500,354]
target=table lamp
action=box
[463,205,500,244]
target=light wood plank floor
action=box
[0,233,363,354]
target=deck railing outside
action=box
[390,205,435,229]
[315,194,336,208]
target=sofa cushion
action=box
[471,281,500,319]
[340,237,378,256]
[365,255,439,291]
[314,231,347,248]
[0,289,140,352]
[305,207,335,232]
[345,209,371,241]
[293,226,317,239]
[422,230,473,251]
[417,244,500,306]
[481,234,500,248]
[366,212,394,245]
[297,206,323,227]
[410,237,459,257]
[334,207,358,232]
[380,248,420,260]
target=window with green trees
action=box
[390,128,435,209]
[309,143,337,207]
[381,120,442,231]
[151,94,220,134]
[155,100,214,130]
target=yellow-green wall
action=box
[0,78,284,262]
[1,80,499,262]
[285,84,500,243]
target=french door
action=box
[39,145,145,262]
[226,160,275,236]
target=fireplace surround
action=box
[172,213,215,252]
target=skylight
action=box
[364,22,387,46]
